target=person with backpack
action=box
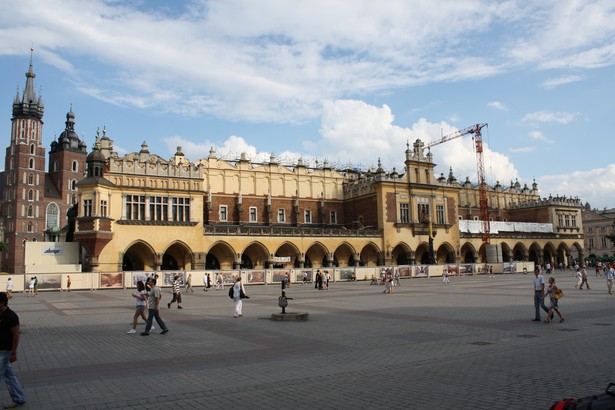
[230,277,248,318]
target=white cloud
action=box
[510,146,537,154]
[522,111,579,124]
[541,74,584,89]
[488,101,508,111]
[537,165,615,209]
[0,0,613,127]
[529,131,554,144]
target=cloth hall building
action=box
[0,60,585,276]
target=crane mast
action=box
[427,123,490,245]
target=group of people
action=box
[26,277,38,296]
[532,267,565,323]
[127,274,170,336]
[314,269,330,290]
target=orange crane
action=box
[427,123,491,246]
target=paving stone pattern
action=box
[4,271,614,409]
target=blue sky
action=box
[1,0,614,209]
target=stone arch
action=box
[274,242,302,268]
[542,242,557,268]
[392,242,413,265]
[460,242,477,263]
[415,242,431,265]
[305,241,330,268]
[528,242,542,265]
[359,242,381,266]
[435,242,456,264]
[500,242,512,262]
[512,242,528,261]
[123,241,157,271]
[242,241,270,269]
[556,242,570,268]
[333,242,358,267]
[207,241,236,270]
[162,241,193,270]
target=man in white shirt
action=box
[533,267,549,321]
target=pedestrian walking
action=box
[127,280,153,334]
[232,277,248,318]
[185,273,193,293]
[141,278,169,336]
[544,277,565,323]
[66,275,72,292]
[394,269,401,287]
[5,279,13,300]
[302,271,308,285]
[442,268,450,284]
[0,292,26,408]
[216,274,224,290]
[605,264,614,294]
[579,265,590,290]
[574,267,582,289]
[203,273,209,291]
[167,275,183,309]
[532,267,550,321]
[383,276,394,294]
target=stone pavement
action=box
[3,270,614,410]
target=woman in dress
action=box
[544,277,565,323]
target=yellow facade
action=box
[74,137,584,273]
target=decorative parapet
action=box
[508,196,582,209]
[204,225,383,237]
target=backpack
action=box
[228,285,234,299]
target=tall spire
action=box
[12,48,44,120]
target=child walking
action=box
[544,277,565,323]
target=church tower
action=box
[1,50,46,273]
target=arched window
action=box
[27,222,33,233]
[28,189,34,201]
[71,180,77,190]
[29,158,34,169]
[28,173,34,185]
[30,144,35,154]
[72,161,78,172]
[27,205,33,217]
[46,203,59,230]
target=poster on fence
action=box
[34,274,62,290]
[246,270,265,284]
[101,273,123,288]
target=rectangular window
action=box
[400,203,409,223]
[564,214,570,227]
[416,197,430,223]
[436,204,445,225]
[588,238,595,249]
[601,237,607,248]
[304,209,312,224]
[588,227,593,233]
[249,206,257,223]
[171,197,190,222]
[83,199,93,217]
[330,210,337,225]
[100,200,108,218]
[557,214,564,227]
[278,208,285,223]
[126,195,146,220]
[571,214,577,227]
[149,196,168,221]
[219,205,228,222]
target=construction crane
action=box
[426,123,491,246]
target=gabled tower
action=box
[1,50,46,274]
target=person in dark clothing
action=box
[0,292,26,408]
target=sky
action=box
[0,0,614,209]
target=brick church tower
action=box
[0,52,87,274]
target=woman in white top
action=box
[127,280,153,334]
